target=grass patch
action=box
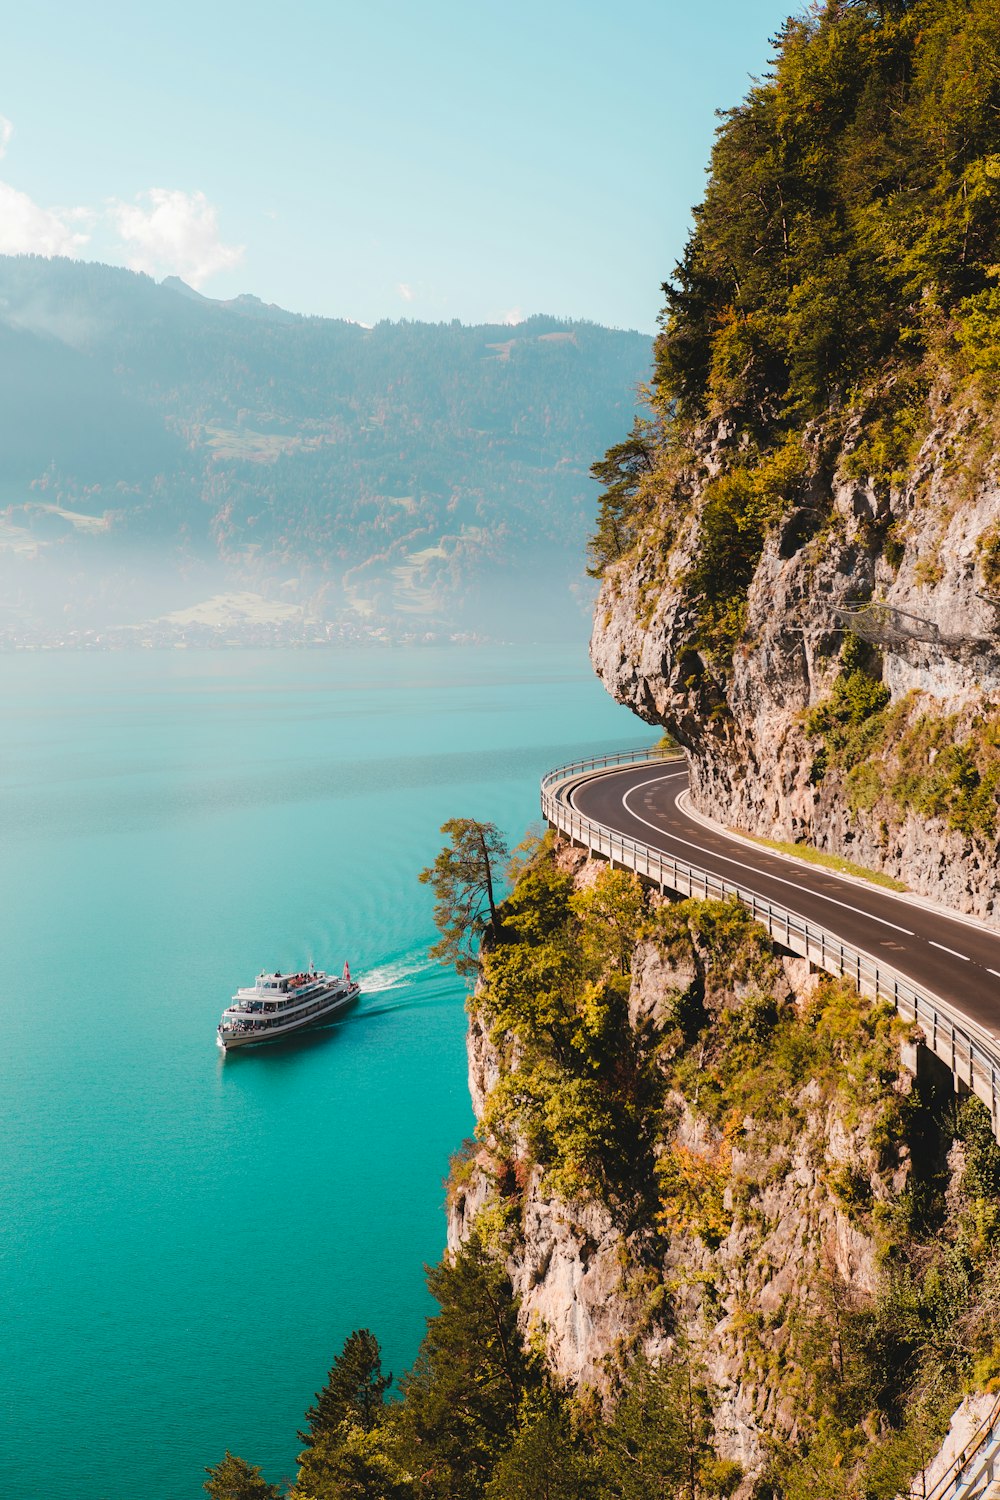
[735,830,908,893]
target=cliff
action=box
[448,5,1000,1490]
[589,0,1000,920]
[591,385,1000,922]
[447,835,1000,1494]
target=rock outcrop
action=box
[591,391,1000,921]
[447,843,929,1479]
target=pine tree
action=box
[203,1451,281,1500]
[298,1329,391,1447]
[485,1404,598,1500]
[419,819,509,975]
[394,1238,537,1497]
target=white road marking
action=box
[988,969,1000,981]
[930,941,970,962]
[603,771,916,937]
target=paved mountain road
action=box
[568,761,1000,1039]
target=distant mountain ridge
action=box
[0,255,650,642]
[160,274,304,323]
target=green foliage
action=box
[204,1452,281,1500]
[978,520,1000,589]
[588,417,658,576]
[299,1330,391,1447]
[841,372,930,495]
[656,0,1000,425]
[687,435,809,658]
[647,894,781,1004]
[883,705,1000,838]
[958,278,1000,374]
[805,633,891,774]
[293,1423,415,1500]
[484,1401,598,1500]
[807,651,1000,839]
[596,1354,712,1500]
[477,855,655,1207]
[955,1096,1000,1201]
[806,632,894,794]
[420,818,509,976]
[393,1237,540,1498]
[570,867,647,977]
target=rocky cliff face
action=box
[447,842,936,1480]
[591,386,1000,921]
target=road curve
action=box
[569,760,1000,1038]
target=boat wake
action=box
[359,950,437,994]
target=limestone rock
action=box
[591,391,1000,921]
[447,843,917,1480]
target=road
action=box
[568,760,1000,1038]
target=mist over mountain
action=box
[0,255,650,644]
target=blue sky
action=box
[1,0,796,331]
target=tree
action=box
[571,866,646,977]
[419,818,509,975]
[597,1356,712,1500]
[203,1452,281,1500]
[587,418,657,576]
[485,1403,598,1500]
[299,1330,391,1446]
[394,1237,538,1497]
[293,1422,414,1500]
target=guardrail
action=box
[544,744,1000,1500]
[904,1386,1000,1500]
[541,746,1000,1137]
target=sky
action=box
[1,0,796,333]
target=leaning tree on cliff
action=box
[420,818,509,976]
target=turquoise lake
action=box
[0,644,647,1500]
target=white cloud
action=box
[109,188,243,288]
[0,111,90,258]
[0,181,90,256]
[397,282,414,302]
[0,118,239,286]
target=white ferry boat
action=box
[217,962,360,1050]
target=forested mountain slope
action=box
[0,256,649,641]
[590,0,1000,916]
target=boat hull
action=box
[218,984,360,1050]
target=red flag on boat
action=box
[343,960,351,984]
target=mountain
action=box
[0,256,650,643]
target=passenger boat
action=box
[217,961,360,1050]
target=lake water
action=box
[0,644,646,1500]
